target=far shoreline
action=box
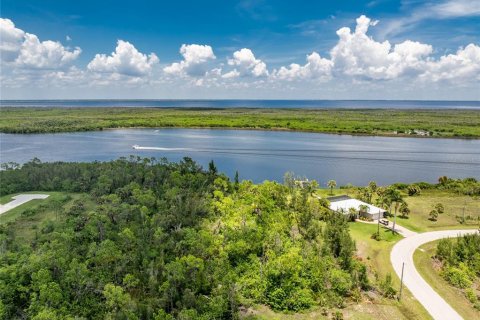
[1,106,479,139]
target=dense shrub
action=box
[442,264,473,288]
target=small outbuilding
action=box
[327,195,386,220]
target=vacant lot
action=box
[396,190,480,232]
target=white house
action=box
[327,195,386,220]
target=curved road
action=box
[390,229,479,320]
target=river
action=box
[1,128,479,186]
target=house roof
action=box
[328,197,386,215]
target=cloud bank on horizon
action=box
[1,10,479,99]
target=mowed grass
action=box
[0,192,93,243]
[0,193,21,204]
[414,240,480,320]
[394,190,480,232]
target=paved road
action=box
[390,229,479,320]
[0,194,50,215]
[389,223,418,238]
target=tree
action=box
[103,283,137,320]
[434,203,445,214]
[438,176,448,185]
[305,180,319,195]
[429,209,439,221]
[368,181,377,194]
[327,180,337,195]
[284,171,296,193]
[399,201,410,218]
[358,204,370,219]
[208,160,218,176]
[234,170,239,190]
[386,188,403,233]
[348,207,357,219]
[323,212,356,270]
[407,185,421,196]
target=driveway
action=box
[390,229,479,320]
[0,194,50,215]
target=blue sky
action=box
[1,0,479,99]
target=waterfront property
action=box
[328,195,387,220]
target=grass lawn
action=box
[392,190,480,232]
[0,193,16,204]
[0,192,92,243]
[414,240,480,320]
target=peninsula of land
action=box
[1,107,480,138]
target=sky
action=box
[1,0,479,100]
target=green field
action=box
[1,107,480,138]
[393,190,480,232]
[414,240,480,320]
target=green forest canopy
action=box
[0,158,370,320]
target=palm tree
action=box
[306,180,319,195]
[327,180,337,195]
[375,194,391,214]
[388,189,403,233]
[368,181,378,194]
[358,204,370,219]
[348,207,358,221]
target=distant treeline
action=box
[389,177,480,197]
[1,107,480,138]
[0,158,372,319]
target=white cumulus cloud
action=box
[0,18,25,62]
[164,44,216,77]
[0,18,81,69]
[274,14,479,85]
[422,43,480,82]
[87,40,159,76]
[274,52,332,80]
[225,48,268,77]
[330,15,432,80]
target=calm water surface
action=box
[1,99,480,109]
[1,129,479,185]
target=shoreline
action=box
[2,125,479,140]
[1,106,479,139]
